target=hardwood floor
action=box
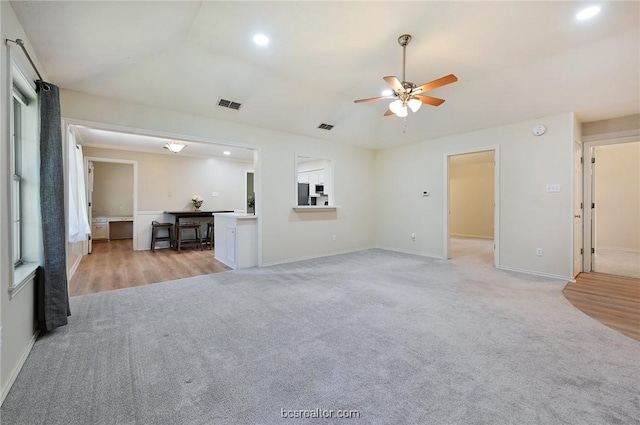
[563,273,640,341]
[69,239,230,297]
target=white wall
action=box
[450,161,494,239]
[84,147,250,212]
[594,142,640,251]
[92,162,134,216]
[0,1,43,403]
[376,113,575,279]
[61,90,377,265]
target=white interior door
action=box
[573,141,583,277]
[87,160,94,254]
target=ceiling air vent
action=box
[218,98,242,110]
[318,123,334,131]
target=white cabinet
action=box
[298,169,326,197]
[214,213,258,269]
[91,217,108,240]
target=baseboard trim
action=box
[374,246,446,260]
[499,265,572,282]
[68,253,83,280]
[450,234,493,240]
[1,331,39,406]
[261,246,377,267]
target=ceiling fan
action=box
[354,34,458,117]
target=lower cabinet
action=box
[214,214,258,269]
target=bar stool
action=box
[203,220,214,250]
[176,222,203,251]
[150,221,174,252]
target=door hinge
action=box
[580,157,583,164]
[580,202,583,209]
[88,202,92,207]
[591,202,595,209]
[591,157,595,163]
[591,248,595,254]
[580,248,583,254]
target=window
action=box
[12,91,25,266]
[9,64,40,296]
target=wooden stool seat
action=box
[176,222,203,251]
[151,221,174,252]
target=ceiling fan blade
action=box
[354,96,387,104]
[414,95,445,107]
[384,109,394,116]
[383,76,404,93]
[412,74,458,95]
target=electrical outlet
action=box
[536,248,543,256]
[332,235,336,242]
[411,233,416,241]
[545,184,560,193]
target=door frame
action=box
[444,145,500,267]
[582,134,640,273]
[84,156,139,253]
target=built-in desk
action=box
[214,213,258,269]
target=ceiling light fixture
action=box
[253,34,269,46]
[223,151,231,156]
[576,5,601,20]
[164,141,185,153]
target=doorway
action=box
[85,158,137,254]
[445,148,499,267]
[585,141,640,278]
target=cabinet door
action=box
[317,170,325,184]
[298,172,309,183]
[92,224,108,240]
[308,172,319,196]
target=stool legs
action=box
[177,224,202,252]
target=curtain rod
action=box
[5,38,43,81]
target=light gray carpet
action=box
[2,249,639,425]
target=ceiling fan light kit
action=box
[354,34,458,118]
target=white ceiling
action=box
[10,1,640,151]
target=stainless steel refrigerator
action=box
[297,182,310,206]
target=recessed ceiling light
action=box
[223,151,231,156]
[253,34,269,46]
[576,5,601,21]
[382,89,393,97]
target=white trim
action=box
[294,152,336,207]
[0,331,39,405]
[582,137,640,272]
[444,145,500,268]
[374,246,446,261]
[582,130,640,143]
[261,246,378,267]
[84,156,138,252]
[67,252,83,280]
[62,117,263,265]
[499,265,573,282]
[10,262,38,299]
[292,206,339,211]
[450,233,493,240]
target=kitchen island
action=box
[213,213,258,269]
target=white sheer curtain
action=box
[68,129,91,242]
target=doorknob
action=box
[574,214,581,218]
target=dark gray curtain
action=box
[36,81,70,331]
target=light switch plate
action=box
[546,184,560,193]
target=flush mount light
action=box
[253,34,269,46]
[223,151,231,156]
[164,141,186,153]
[576,5,601,20]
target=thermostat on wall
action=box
[532,124,546,136]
